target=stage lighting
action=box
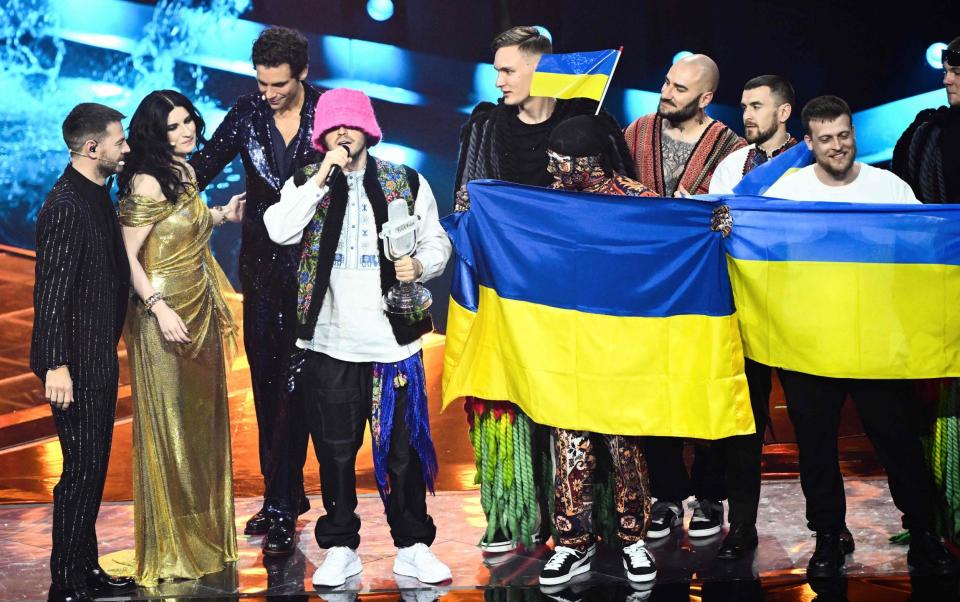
[927,42,948,69]
[673,50,693,64]
[367,0,394,21]
[535,25,552,43]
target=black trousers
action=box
[642,439,726,504]
[779,369,937,532]
[713,358,772,525]
[244,286,310,513]
[50,387,116,588]
[301,351,436,549]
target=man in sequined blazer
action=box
[189,26,321,556]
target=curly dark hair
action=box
[118,90,206,203]
[252,26,309,76]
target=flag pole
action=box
[594,46,623,116]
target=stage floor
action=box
[1,481,958,601]
[4,247,957,600]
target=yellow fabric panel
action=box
[442,287,755,439]
[728,256,960,378]
[530,72,609,101]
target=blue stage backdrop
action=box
[1,0,951,332]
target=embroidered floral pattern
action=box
[295,158,415,326]
[553,428,651,549]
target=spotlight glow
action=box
[927,42,948,69]
[534,25,552,43]
[366,0,394,22]
[673,50,693,64]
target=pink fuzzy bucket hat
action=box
[311,88,383,151]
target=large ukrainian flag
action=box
[530,49,619,101]
[725,197,960,378]
[442,181,755,439]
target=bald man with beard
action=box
[623,54,746,544]
[625,54,745,196]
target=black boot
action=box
[907,530,960,575]
[806,530,854,578]
[86,566,136,594]
[262,513,297,556]
[717,523,759,560]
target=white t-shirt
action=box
[708,144,754,194]
[763,163,919,204]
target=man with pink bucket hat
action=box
[264,88,452,587]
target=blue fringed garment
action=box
[370,352,439,502]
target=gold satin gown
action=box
[119,184,239,586]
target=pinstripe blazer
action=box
[30,165,131,390]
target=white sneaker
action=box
[393,543,452,584]
[312,546,363,587]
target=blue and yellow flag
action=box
[530,49,620,101]
[442,181,755,439]
[732,142,813,196]
[724,197,960,379]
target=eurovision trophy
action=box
[380,199,432,315]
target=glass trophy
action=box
[380,199,432,316]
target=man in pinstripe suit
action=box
[30,103,136,602]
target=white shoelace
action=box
[624,542,652,568]
[544,546,581,570]
[687,500,708,522]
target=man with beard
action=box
[625,53,745,197]
[622,53,745,546]
[190,26,321,555]
[710,75,798,195]
[454,25,635,554]
[763,95,958,578]
[707,75,798,560]
[32,103,135,601]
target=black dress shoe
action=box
[86,567,136,593]
[908,530,960,575]
[717,523,759,560]
[245,508,271,535]
[807,530,854,578]
[262,514,297,556]
[47,585,92,602]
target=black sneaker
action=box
[687,498,723,538]
[539,545,596,586]
[646,501,683,539]
[622,540,657,583]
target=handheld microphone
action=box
[379,198,418,260]
[324,143,352,187]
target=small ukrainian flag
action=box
[530,48,621,102]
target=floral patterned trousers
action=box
[553,428,651,551]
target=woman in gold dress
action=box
[117,90,245,586]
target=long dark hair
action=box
[118,90,206,202]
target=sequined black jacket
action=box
[30,166,130,389]
[190,83,322,295]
